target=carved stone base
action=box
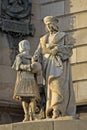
[0,119,87,130]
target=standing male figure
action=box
[33,16,76,119]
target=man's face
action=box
[45,22,59,33]
[46,22,53,32]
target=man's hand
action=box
[42,47,51,54]
[51,46,58,56]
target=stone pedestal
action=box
[0,119,87,130]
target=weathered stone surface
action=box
[28,37,40,55]
[0,48,11,66]
[71,45,87,64]
[41,1,64,18]
[70,48,76,64]
[65,0,87,14]
[54,120,87,130]
[59,12,87,31]
[32,0,40,4]
[0,65,16,83]
[31,20,42,37]
[0,120,87,130]
[0,82,14,101]
[73,81,87,104]
[0,124,12,130]
[77,46,87,63]
[79,113,87,120]
[0,32,9,48]
[77,81,87,104]
[71,28,87,47]
[0,112,12,124]
[40,0,53,4]
[32,4,41,20]
[77,120,87,130]
[72,63,87,81]
[54,120,77,130]
[12,120,53,130]
[73,82,78,103]
[2,19,30,35]
[40,0,64,4]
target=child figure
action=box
[12,40,40,122]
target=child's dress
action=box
[12,53,40,101]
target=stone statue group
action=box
[12,16,76,122]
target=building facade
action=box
[0,0,87,124]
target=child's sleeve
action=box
[12,55,22,71]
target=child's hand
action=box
[20,64,31,71]
[32,55,38,62]
[31,62,42,74]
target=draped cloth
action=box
[34,32,76,117]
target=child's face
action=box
[19,40,30,53]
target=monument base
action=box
[0,119,87,130]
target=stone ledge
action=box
[0,119,87,130]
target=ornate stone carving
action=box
[1,0,34,35]
[1,0,32,19]
[0,0,35,64]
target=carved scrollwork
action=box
[1,0,32,20]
